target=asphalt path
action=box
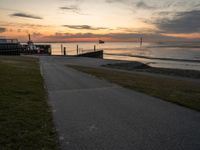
[40,56,200,150]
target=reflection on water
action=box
[37,42,200,71]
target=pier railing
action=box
[60,45,100,56]
[59,44,103,59]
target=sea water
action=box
[36,42,200,71]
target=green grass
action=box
[0,56,59,150]
[103,62,200,79]
[67,65,200,111]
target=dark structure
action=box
[77,50,103,59]
[21,34,51,55]
[0,39,21,55]
[21,44,51,54]
[0,36,51,55]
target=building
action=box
[0,39,21,55]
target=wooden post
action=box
[94,45,96,51]
[64,47,66,55]
[77,45,79,55]
[61,44,63,54]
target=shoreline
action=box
[104,53,200,63]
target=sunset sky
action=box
[0,0,200,42]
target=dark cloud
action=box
[106,0,157,9]
[60,5,79,11]
[195,3,200,8]
[63,25,108,30]
[170,1,200,9]
[136,1,156,10]
[156,11,173,16]
[10,13,43,19]
[59,5,88,15]
[155,10,200,33]
[0,27,6,33]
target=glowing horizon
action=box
[0,0,200,42]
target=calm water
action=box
[37,42,200,70]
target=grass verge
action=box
[103,62,200,79]
[67,65,200,111]
[0,56,59,150]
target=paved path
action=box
[40,56,200,150]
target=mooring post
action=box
[61,44,63,54]
[94,45,96,51]
[77,45,79,55]
[140,37,143,47]
[64,47,66,55]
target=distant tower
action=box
[27,34,33,45]
[27,34,35,50]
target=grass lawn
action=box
[103,62,200,79]
[67,65,200,111]
[0,56,59,150]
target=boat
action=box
[27,34,38,51]
[21,34,51,54]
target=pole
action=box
[61,44,63,54]
[94,45,96,51]
[64,47,66,55]
[28,34,31,41]
[77,45,79,55]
